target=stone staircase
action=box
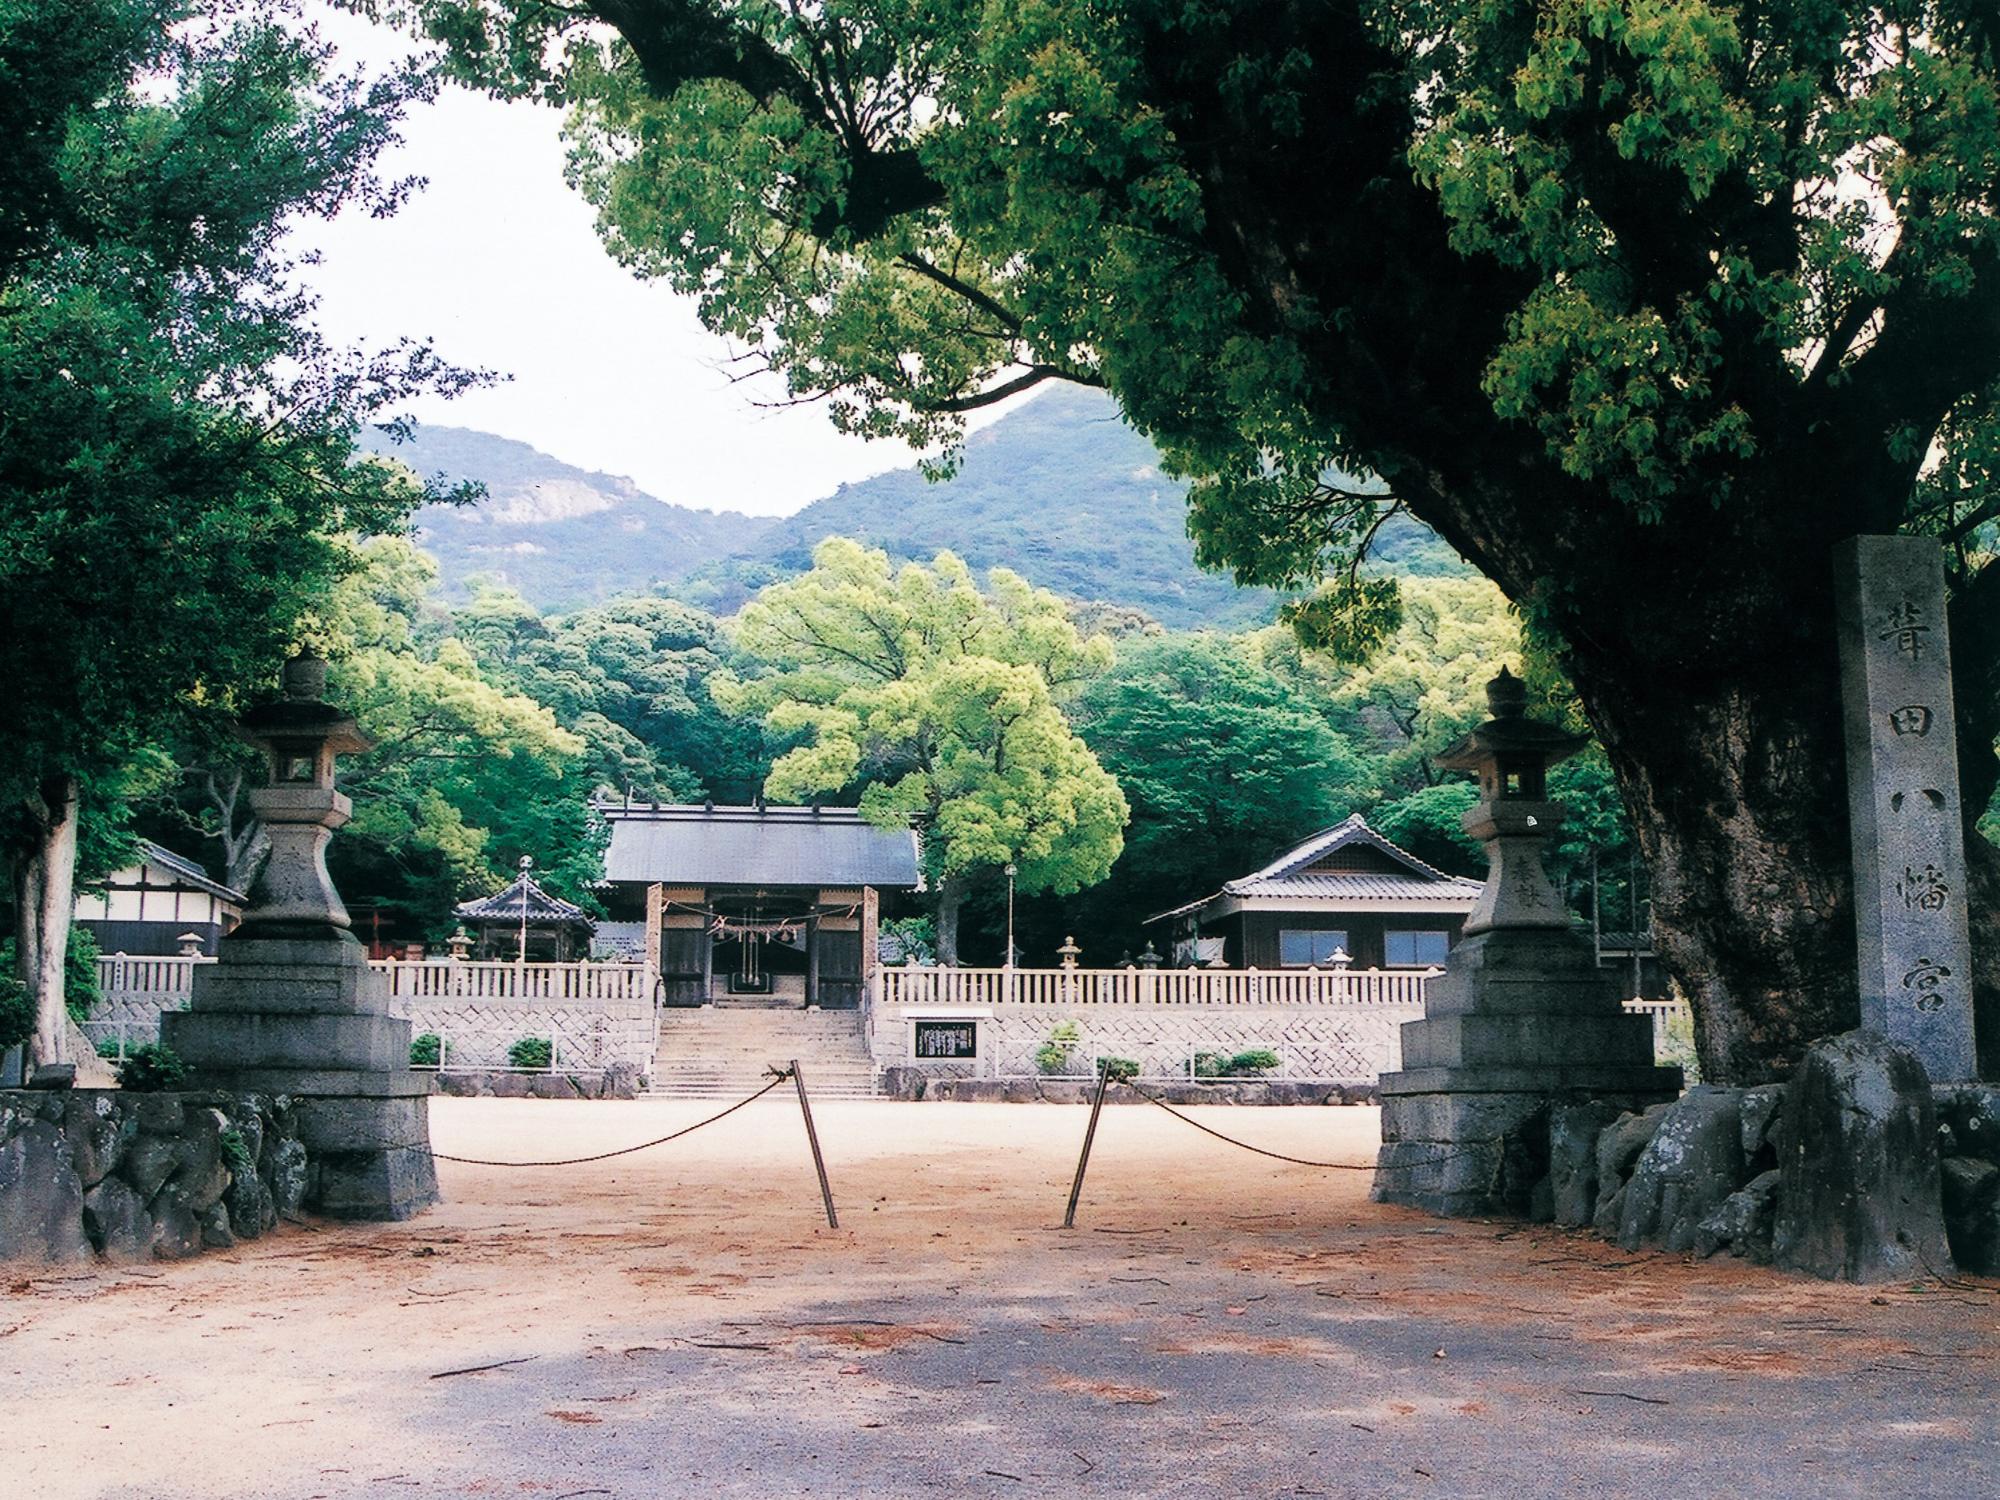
[650,1007,878,1099]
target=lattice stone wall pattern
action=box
[405,997,654,1071]
[872,1003,1425,1082]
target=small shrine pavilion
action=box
[452,860,595,961]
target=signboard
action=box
[913,1019,978,1060]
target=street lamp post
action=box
[516,854,532,987]
[1004,862,1017,1004]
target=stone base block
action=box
[163,1009,413,1075]
[1400,1010,1662,1070]
[189,935,391,1016]
[1416,929,1618,1017]
[297,1094,440,1222]
[1375,1067,1681,1217]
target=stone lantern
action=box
[1373,666,1679,1218]
[446,926,473,961]
[175,932,205,959]
[1136,942,1163,970]
[232,653,371,938]
[1435,666,1586,937]
[162,653,438,1221]
[1057,935,1082,971]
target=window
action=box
[1385,929,1451,966]
[1278,929,1350,967]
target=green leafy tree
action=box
[0,3,466,1068]
[1071,633,1379,955]
[401,0,2000,1080]
[721,539,1127,961]
[315,539,601,930]
[458,589,767,803]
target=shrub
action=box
[1095,1055,1140,1083]
[117,1043,190,1092]
[1227,1049,1281,1076]
[95,1035,127,1060]
[410,1032,443,1067]
[509,1035,553,1070]
[0,926,103,1028]
[219,1127,254,1177]
[1035,1020,1081,1075]
[0,972,31,1053]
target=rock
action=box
[133,1094,186,1135]
[1593,1102,1671,1221]
[601,1061,642,1099]
[1549,1101,1620,1227]
[63,1093,130,1187]
[1934,1085,2000,1167]
[488,1073,532,1099]
[166,1109,231,1214]
[1771,1030,1952,1283]
[0,1120,89,1262]
[1618,1086,1747,1253]
[1739,1085,1786,1163]
[225,1166,275,1241]
[119,1133,180,1201]
[266,1136,309,1219]
[198,1201,236,1250]
[150,1197,201,1260]
[1694,1170,1781,1261]
[1592,1183,1627,1238]
[1939,1156,2000,1275]
[82,1176,152,1260]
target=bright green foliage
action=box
[1256,577,1523,791]
[1068,633,1378,954]
[721,539,1127,959]
[508,1035,552,1070]
[410,1032,443,1067]
[0,1,469,1057]
[455,588,767,803]
[1371,782,1484,880]
[309,539,602,929]
[1036,1019,1082,1075]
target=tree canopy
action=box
[719,539,1127,960]
[390,0,2000,1079]
[0,1,468,1063]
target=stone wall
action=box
[393,995,654,1075]
[870,1002,1422,1085]
[0,1089,308,1263]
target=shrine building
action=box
[598,803,922,1009]
[1148,814,1482,970]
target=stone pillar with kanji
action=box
[162,654,439,1220]
[1374,668,1681,1216]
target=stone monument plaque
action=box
[1833,536,1977,1083]
[914,1019,978,1059]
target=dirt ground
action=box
[7,1097,1999,1499]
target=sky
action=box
[298,8,996,518]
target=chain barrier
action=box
[376,1069,793,1168]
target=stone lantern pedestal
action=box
[1374,669,1680,1216]
[162,655,438,1220]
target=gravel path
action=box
[8,1098,1997,1498]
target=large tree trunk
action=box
[13,775,80,1071]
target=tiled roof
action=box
[600,803,922,890]
[1147,814,1482,923]
[135,841,247,906]
[455,872,593,926]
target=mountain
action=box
[358,424,772,608]
[671,385,1277,627]
[368,387,1466,626]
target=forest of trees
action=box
[107,529,1646,972]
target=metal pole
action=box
[1063,1064,1114,1229]
[790,1058,839,1229]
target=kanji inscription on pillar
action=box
[1833,536,1977,1082]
